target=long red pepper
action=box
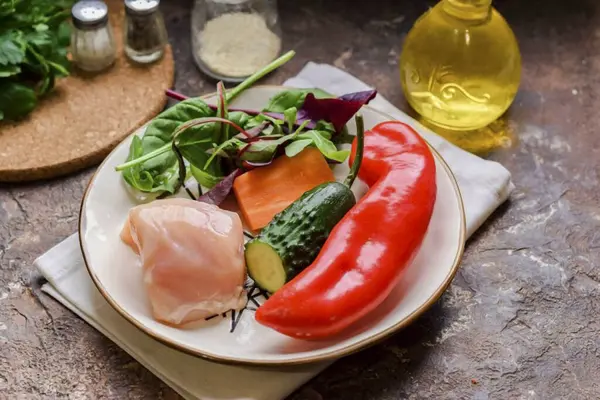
[255,121,437,339]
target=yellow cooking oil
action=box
[400,0,521,131]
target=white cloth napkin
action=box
[35,63,514,400]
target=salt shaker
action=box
[124,0,168,64]
[71,0,117,72]
[191,0,282,82]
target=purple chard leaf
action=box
[197,168,242,206]
[297,90,377,132]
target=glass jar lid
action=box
[125,0,160,16]
[72,0,109,30]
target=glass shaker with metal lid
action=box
[71,0,117,72]
[124,0,168,64]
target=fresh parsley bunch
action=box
[0,0,75,121]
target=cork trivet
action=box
[0,0,174,182]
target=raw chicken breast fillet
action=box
[120,198,247,326]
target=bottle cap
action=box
[72,1,109,30]
[125,0,160,16]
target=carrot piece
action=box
[233,147,335,231]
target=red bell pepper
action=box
[255,121,437,339]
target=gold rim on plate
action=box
[78,85,467,366]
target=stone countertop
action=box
[1,0,599,398]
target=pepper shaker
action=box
[71,0,117,72]
[124,0,168,64]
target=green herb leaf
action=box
[283,107,297,132]
[37,71,55,95]
[296,130,350,163]
[24,31,54,56]
[0,64,20,77]
[285,139,313,158]
[263,88,332,113]
[47,59,68,77]
[190,165,223,189]
[228,111,252,128]
[56,21,71,47]
[204,137,245,169]
[315,120,335,133]
[0,33,25,65]
[0,82,37,121]
[247,114,283,135]
[242,136,293,163]
[0,1,74,121]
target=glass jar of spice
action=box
[124,0,168,64]
[191,0,282,82]
[71,0,117,72]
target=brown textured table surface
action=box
[1,0,598,398]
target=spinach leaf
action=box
[263,88,332,113]
[144,98,215,145]
[121,98,216,193]
[122,136,179,193]
[122,136,153,192]
[175,122,222,188]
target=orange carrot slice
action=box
[233,147,335,231]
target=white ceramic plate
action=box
[80,86,466,366]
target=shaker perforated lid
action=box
[71,0,109,30]
[125,0,160,16]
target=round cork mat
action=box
[0,0,174,182]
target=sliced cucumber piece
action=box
[245,241,287,293]
[245,182,355,293]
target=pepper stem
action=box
[343,114,364,188]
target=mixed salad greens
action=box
[116,51,377,201]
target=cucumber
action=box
[246,183,356,292]
[245,114,365,293]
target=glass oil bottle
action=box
[400,0,521,132]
